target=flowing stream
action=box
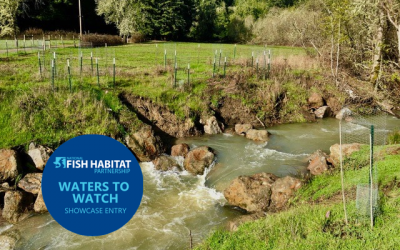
[1,117,399,250]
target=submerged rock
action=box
[183,147,215,175]
[34,189,47,213]
[307,150,329,175]
[245,129,269,141]
[235,124,253,135]
[314,106,332,119]
[125,124,163,162]
[329,143,361,165]
[153,155,181,171]
[270,176,302,210]
[0,229,21,250]
[171,144,190,157]
[308,93,324,108]
[224,173,278,213]
[202,116,224,135]
[0,149,20,183]
[2,191,33,224]
[17,173,42,195]
[27,145,53,171]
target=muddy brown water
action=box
[1,117,399,250]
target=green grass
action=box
[0,42,319,149]
[195,145,400,250]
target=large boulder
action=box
[125,125,163,162]
[235,124,253,135]
[314,106,332,119]
[202,116,224,135]
[246,129,269,142]
[0,230,21,250]
[2,191,33,224]
[0,149,20,183]
[335,108,352,120]
[34,189,47,213]
[171,144,190,157]
[224,173,278,213]
[308,93,324,108]
[152,155,181,171]
[329,143,361,165]
[27,144,53,171]
[17,173,42,195]
[307,150,329,175]
[270,176,302,210]
[183,147,215,175]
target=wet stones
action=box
[153,155,181,172]
[2,191,34,224]
[33,189,47,213]
[234,124,253,135]
[125,124,163,162]
[171,143,190,157]
[17,173,42,195]
[336,108,352,120]
[308,93,324,108]
[27,144,53,171]
[183,146,215,175]
[224,173,277,213]
[329,143,361,165]
[270,176,302,210]
[315,106,332,119]
[202,116,224,135]
[245,129,269,142]
[0,150,20,183]
[224,173,302,213]
[0,230,21,250]
[307,150,330,176]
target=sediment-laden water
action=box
[2,117,399,250]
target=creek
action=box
[2,117,399,250]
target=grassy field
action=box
[195,145,400,250]
[0,42,324,149]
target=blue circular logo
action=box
[42,135,143,236]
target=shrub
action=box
[129,33,146,43]
[82,34,124,47]
[388,131,400,145]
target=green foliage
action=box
[0,0,21,37]
[388,131,400,145]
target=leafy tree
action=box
[189,0,219,41]
[0,0,22,37]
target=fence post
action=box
[68,59,72,92]
[219,49,222,67]
[251,52,254,68]
[263,51,267,80]
[73,36,76,48]
[369,125,374,229]
[164,49,167,69]
[174,63,177,88]
[187,63,190,86]
[91,52,94,75]
[256,58,259,77]
[223,57,227,77]
[53,52,57,77]
[213,59,216,78]
[51,59,55,91]
[16,39,19,55]
[113,58,116,88]
[80,52,83,76]
[23,35,26,54]
[96,58,100,87]
[38,52,42,78]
